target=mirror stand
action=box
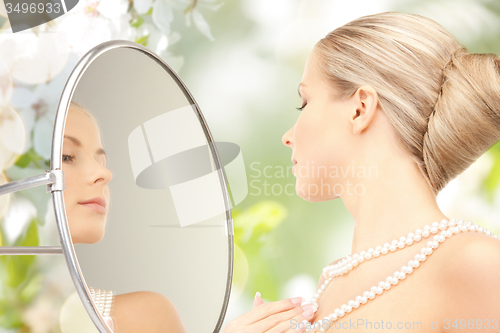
[0,169,64,255]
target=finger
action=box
[253,292,264,308]
[281,303,319,333]
[247,302,317,333]
[233,297,304,328]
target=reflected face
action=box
[62,107,113,244]
[281,51,355,202]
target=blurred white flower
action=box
[0,105,25,170]
[2,195,36,244]
[56,0,132,56]
[152,0,175,35]
[191,8,214,41]
[9,54,78,158]
[0,29,70,85]
[134,0,153,15]
[0,57,12,107]
[183,0,222,41]
[0,171,11,220]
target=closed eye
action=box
[296,103,307,111]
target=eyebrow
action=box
[298,83,306,98]
[64,135,107,157]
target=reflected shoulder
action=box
[112,291,186,333]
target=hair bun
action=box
[423,51,500,193]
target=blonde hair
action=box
[313,12,500,195]
[69,101,98,124]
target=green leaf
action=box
[14,148,45,169]
[135,34,149,46]
[5,219,40,288]
[483,142,500,202]
[130,15,144,28]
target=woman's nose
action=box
[90,162,113,185]
[282,125,294,148]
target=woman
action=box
[223,12,500,333]
[61,102,186,333]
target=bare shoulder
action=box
[433,231,500,321]
[316,258,343,290]
[112,291,186,333]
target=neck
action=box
[341,156,449,255]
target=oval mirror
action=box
[53,40,234,332]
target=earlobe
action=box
[351,86,378,135]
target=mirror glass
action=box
[58,46,232,332]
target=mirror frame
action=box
[0,39,234,333]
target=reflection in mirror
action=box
[58,46,231,332]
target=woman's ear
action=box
[351,86,378,135]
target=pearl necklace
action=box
[88,286,115,330]
[303,219,498,333]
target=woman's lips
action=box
[78,197,106,214]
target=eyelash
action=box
[62,154,75,163]
[296,102,307,111]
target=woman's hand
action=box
[222,292,317,333]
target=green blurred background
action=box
[1,0,500,331]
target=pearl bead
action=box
[303,220,498,333]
